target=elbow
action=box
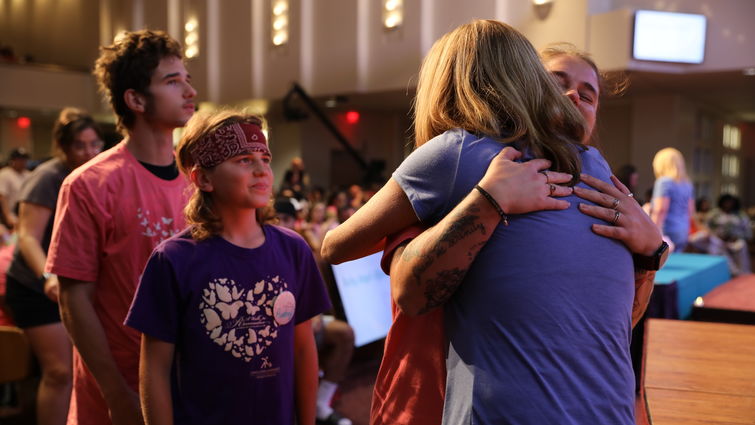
[320,231,341,264]
[393,285,423,317]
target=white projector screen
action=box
[331,252,393,347]
[633,10,706,64]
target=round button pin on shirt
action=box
[273,290,296,325]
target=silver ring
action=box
[611,198,620,210]
[540,170,549,183]
[627,193,634,198]
[549,183,556,196]
[612,210,621,225]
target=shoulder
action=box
[266,225,309,249]
[62,143,130,192]
[264,225,317,262]
[0,168,13,186]
[402,129,503,172]
[409,129,466,158]
[156,228,196,250]
[419,128,498,154]
[30,158,67,178]
[580,146,610,169]
[654,176,673,186]
[20,159,66,190]
[150,229,198,260]
[574,146,611,181]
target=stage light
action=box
[345,111,360,124]
[383,0,403,30]
[17,116,31,129]
[272,0,289,46]
[184,17,200,58]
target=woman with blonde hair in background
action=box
[651,147,695,251]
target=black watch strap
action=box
[633,241,669,271]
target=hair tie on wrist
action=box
[474,184,509,226]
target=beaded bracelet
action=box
[474,184,509,226]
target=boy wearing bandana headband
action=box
[45,30,196,425]
[126,111,331,425]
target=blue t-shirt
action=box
[652,176,693,248]
[393,129,635,424]
[125,225,331,425]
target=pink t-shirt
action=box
[370,226,446,425]
[46,142,189,425]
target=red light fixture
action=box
[17,116,31,129]
[345,110,360,124]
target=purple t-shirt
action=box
[393,129,635,424]
[126,225,331,425]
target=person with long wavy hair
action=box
[322,21,663,424]
[127,110,330,425]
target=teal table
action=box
[652,253,731,319]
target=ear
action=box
[190,167,214,193]
[123,89,147,114]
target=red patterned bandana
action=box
[190,122,269,168]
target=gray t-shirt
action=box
[393,129,635,424]
[7,158,69,291]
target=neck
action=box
[125,119,177,166]
[218,207,265,249]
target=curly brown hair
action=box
[93,30,183,133]
[176,110,275,241]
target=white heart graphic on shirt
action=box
[199,277,289,362]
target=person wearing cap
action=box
[275,197,299,230]
[0,147,30,229]
[126,110,331,425]
[44,30,196,425]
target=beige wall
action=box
[589,0,755,73]
[741,123,755,208]
[0,0,752,197]
[267,105,410,192]
[0,0,100,70]
[0,64,99,112]
[596,91,749,206]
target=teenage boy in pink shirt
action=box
[45,30,196,425]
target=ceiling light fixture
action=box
[383,0,403,30]
[272,0,289,46]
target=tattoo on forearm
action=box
[399,204,491,311]
[418,268,467,315]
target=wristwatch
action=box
[632,241,669,271]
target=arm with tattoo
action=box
[389,147,573,316]
[391,191,501,316]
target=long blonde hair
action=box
[653,147,689,182]
[413,20,587,180]
[176,110,274,240]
